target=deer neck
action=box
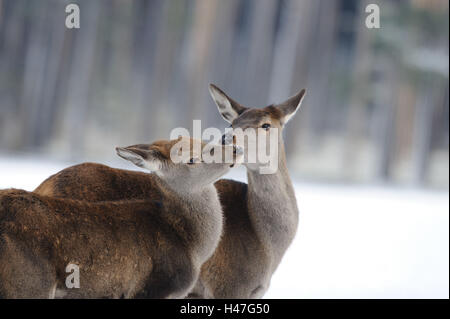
[159,178,223,264]
[246,139,299,268]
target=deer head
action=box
[209,84,306,173]
[116,137,242,192]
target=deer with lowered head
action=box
[34,85,306,298]
[0,137,240,298]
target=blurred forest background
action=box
[0,0,448,188]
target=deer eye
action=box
[262,123,271,130]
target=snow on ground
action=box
[0,155,448,298]
[265,183,449,299]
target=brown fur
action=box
[35,163,163,201]
[194,180,269,298]
[0,189,193,298]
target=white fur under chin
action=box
[142,159,162,172]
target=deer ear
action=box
[209,84,247,124]
[277,89,306,125]
[116,146,162,171]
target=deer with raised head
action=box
[34,85,306,298]
[187,85,305,298]
[0,137,240,298]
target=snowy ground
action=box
[0,155,448,299]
